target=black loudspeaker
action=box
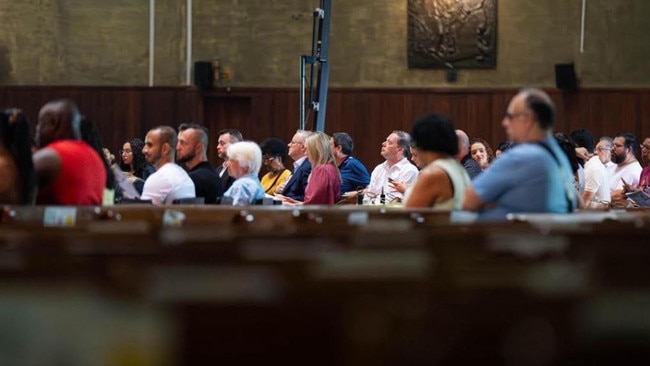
[194,61,213,89]
[555,63,578,91]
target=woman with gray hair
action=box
[223,141,266,205]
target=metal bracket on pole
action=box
[298,0,331,132]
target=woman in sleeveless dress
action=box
[404,113,470,210]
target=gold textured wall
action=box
[0,0,648,87]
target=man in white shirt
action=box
[141,125,195,205]
[610,132,642,202]
[595,137,616,174]
[364,130,419,204]
[570,129,610,208]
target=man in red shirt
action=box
[33,100,106,205]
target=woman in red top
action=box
[282,131,341,205]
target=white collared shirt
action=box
[365,157,419,204]
[293,156,307,172]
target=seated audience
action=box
[462,88,577,220]
[609,132,642,202]
[470,138,494,170]
[330,132,370,195]
[282,131,341,205]
[456,130,482,179]
[223,141,266,205]
[259,137,291,195]
[216,128,243,192]
[177,123,223,204]
[141,126,195,205]
[404,114,470,210]
[278,130,313,201]
[0,109,35,204]
[33,99,106,205]
[364,130,419,204]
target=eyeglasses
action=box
[288,141,303,146]
[119,149,132,155]
[640,145,650,150]
[612,143,626,150]
[504,112,528,120]
[595,147,611,152]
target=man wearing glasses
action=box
[462,88,577,220]
[609,132,642,202]
[570,129,611,208]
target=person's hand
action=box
[273,180,287,194]
[276,194,300,205]
[342,191,360,198]
[388,180,407,194]
[575,147,592,162]
[611,189,628,202]
[621,177,639,193]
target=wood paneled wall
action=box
[1,87,648,170]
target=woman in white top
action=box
[404,113,470,210]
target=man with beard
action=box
[177,123,222,204]
[141,125,195,205]
[609,132,642,202]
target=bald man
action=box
[455,129,482,180]
[33,99,106,205]
[141,125,195,205]
[462,88,577,220]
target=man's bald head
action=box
[455,129,470,158]
[36,99,81,148]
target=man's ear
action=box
[162,142,171,156]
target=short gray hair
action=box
[227,141,262,175]
[393,130,412,159]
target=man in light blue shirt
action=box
[462,88,577,220]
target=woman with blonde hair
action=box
[282,131,341,205]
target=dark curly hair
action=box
[80,117,115,189]
[119,138,148,179]
[410,113,458,157]
[259,137,288,161]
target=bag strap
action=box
[265,170,285,194]
[535,141,576,213]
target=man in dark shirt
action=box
[215,128,243,192]
[177,123,223,203]
[456,129,482,179]
[330,132,370,194]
